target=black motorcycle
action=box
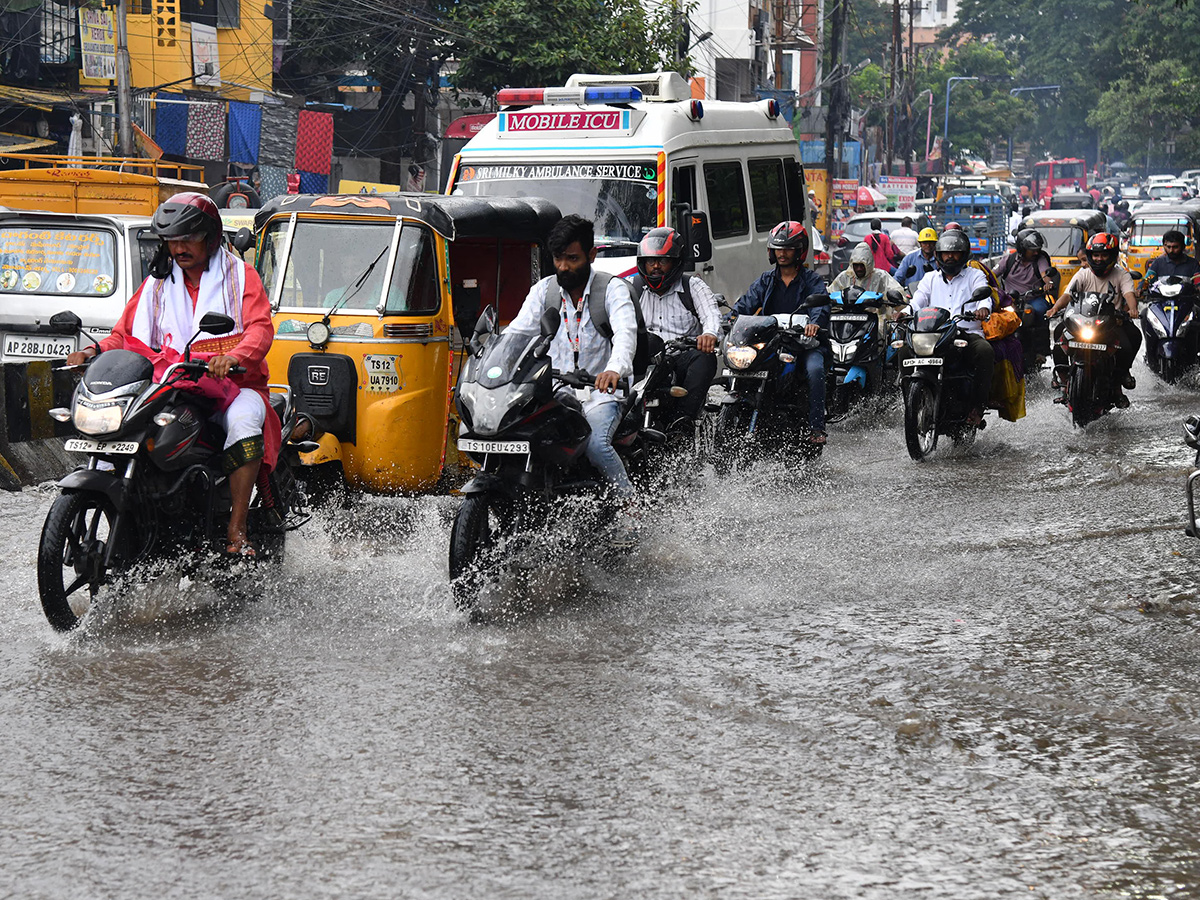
[449,307,658,615]
[1054,288,1128,426]
[37,311,312,632]
[713,294,830,461]
[897,285,992,461]
[635,336,712,446]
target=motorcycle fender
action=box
[57,468,131,510]
[459,471,519,498]
[844,365,868,388]
[1159,340,1180,359]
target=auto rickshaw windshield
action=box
[1038,225,1085,257]
[1130,219,1191,247]
[260,219,442,315]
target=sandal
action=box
[807,431,827,446]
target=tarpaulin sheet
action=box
[154,91,188,157]
[259,104,298,169]
[228,101,261,165]
[294,110,333,175]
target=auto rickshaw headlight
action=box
[307,320,331,349]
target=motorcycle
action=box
[1184,415,1200,538]
[37,311,313,632]
[896,285,993,461]
[1004,267,1059,376]
[1141,274,1200,383]
[1054,287,1129,426]
[448,307,660,615]
[826,286,905,420]
[712,294,830,462]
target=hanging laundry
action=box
[186,101,226,160]
[294,110,334,176]
[228,101,262,166]
[154,92,188,157]
[298,171,328,194]
[259,104,299,169]
[258,164,288,201]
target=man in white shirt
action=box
[505,214,639,498]
[632,227,722,425]
[891,216,921,256]
[903,229,995,424]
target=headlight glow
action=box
[73,398,128,435]
[725,345,758,370]
[1078,325,1095,340]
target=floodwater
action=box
[3,364,1200,899]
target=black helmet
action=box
[767,220,809,264]
[149,192,223,278]
[1015,229,1045,256]
[636,227,685,293]
[1117,199,1129,211]
[935,230,971,277]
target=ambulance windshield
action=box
[451,159,659,251]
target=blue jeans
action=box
[780,348,827,434]
[585,400,634,499]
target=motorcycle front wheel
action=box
[712,404,745,474]
[449,492,515,615]
[903,380,938,461]
[1068,366,1096,427]
[37,492,122,632]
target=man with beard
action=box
[506,214,640,504]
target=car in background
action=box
[811,229,831,280]
[831,212,913,275]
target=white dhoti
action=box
[218,388,266,449]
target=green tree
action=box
[1089,60,1200,169]
[448,0,690,96]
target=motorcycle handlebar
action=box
[554,369,630,393]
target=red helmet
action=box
[1085,232,1120,276]
[767,220,809,264]
[636,227,685,293]
[944,221,963,231]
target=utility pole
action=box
[112,0,134,157]
[886,0,900,174]
[823,0,849,185]
[773,0,784,90]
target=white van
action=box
[445,72,810,303]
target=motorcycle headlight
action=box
[1147,315,1168,338]
[911,332,939,356]
[1078,325,1097,341]
[725,345,758,370]
[1181,311,1194,334]
[73,397,128,435]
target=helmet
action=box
[934,230,971,277]
[1117,199,1129,211]
[1085,232,1120,276]
[1015,229,1045,256]
[767,220,809,264]
[917,227,938,243]
[944,221,963,231]
[148,192,222,278]
[636,227,685,293]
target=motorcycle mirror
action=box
[803,292,831,308]
[475,305,498,337]
[539,306,561,338]
[48,310,82,335]
[1130,270,1143,281]
[532,333,554,358]
[1185,415,1200,450]
[886,289,904,304]
[198,312,236,335]
[903,265,916,279]
[970,285,992,303]
[232,227,255,255]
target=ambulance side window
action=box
[783,158,806,221]
[672,165,697,214]
[704,162,749,238]
[748,158,786,232]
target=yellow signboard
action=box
[338,179,402,195]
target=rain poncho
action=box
[829,243,904,296]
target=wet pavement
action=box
[3,363,1200,899]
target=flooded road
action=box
[3,365,1200,899]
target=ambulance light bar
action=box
[496,86,644,107]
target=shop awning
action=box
[0,85,93,112]
[0,131,59,152]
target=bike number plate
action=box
[902,357,943,367]
[64,438,139,455]
[457,439,530,454]
[1069,341,1107,350]
[722,369,770,379]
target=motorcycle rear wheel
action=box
[37,492,121,632]
[1068,366,1096,427]
[449,492,514,615]
[903,381,938,461]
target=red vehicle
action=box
[1031,158,1088,207]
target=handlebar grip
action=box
[230,365,246,375]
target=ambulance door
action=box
[698,157,755,302]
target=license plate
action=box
[902,357,943,367]
[3,333,75,360]
[831,313,870,322]
[722,369,770,379]
[457,439,530,454]
[1069,340,1107,350]
[645,398,660,407]
[64,438,138,455]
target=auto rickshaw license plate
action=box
[364,354,402,392]
[457,439,530,454]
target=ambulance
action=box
[445,72,810,304]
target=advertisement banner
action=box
[804,167,829,234]
[830,178,859,239]
[878,175,918,212]
[78,8,116,82]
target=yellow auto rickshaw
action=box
[1120,206,1200,278]
[253,193,561,493]
[1019,209,1107,287]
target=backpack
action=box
[629,273,698,319]
[543,271,652,376]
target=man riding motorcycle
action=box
[892,227,939,291]
[900,229,994,426]
[994,229,1056,296]
[1048,232,1141,406]
[632,226,723,427]
[65,192,277,556]
[732,220,830,445]
[1146,229,1200,281]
